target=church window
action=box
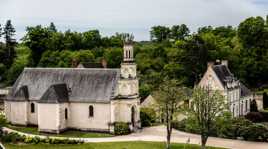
[89,105,94,117]
[31,103,35,113]
[65,108,68,120]
[245,100,248,112]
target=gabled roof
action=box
[8,68,120,103]
[13,85,29,101]
[39,83,69,103]
[212,65,235,85]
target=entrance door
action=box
[131,106,135,127]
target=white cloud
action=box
[0,0,266,41]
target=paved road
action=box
[3,125,268,149]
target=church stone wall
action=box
[38,103,59,133]
[68,102,111,132]
[5,101,28,125]
[112,98,140,123]
[28,101,38,125]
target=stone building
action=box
[199,60,253,117]
[5,44,140,133]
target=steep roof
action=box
[39,83,69,103]
[78,63,104,68]
[240,83,252,97]
[212,65,234,85]
[8,68,120,103]
[13,85,29,101]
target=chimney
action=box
[207,62,214,68]
[101,58,107,68]
[221,60,228,67]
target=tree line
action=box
[0,16,268,96]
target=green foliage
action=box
[140,108,157,127]
[1,132,84,144]
[4,141,225,149]
[239,123,268,141]
[103,48,122,68]
[113,122,131,135]
[250,99,258,112]
[245,112,264,122]
[6,45,32,84]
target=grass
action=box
[4,142,226,149]
[7,125,113,138]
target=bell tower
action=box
[119,37,138,98]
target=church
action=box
[4,44,140,134]
[199,60,253,117]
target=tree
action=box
[250,99,258,112]
[23,25,52,65]
[150,26,170,42]
[188,87,227,149]
[153,78,188,149]
[3,20,16,67]
[48,22,57,32]
[170,24,190,40]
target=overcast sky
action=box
[0,0,267,41]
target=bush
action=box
[240,123,268,141]
[114,122,130,135]
[184,116,200,134]
[140,108,157,127]
[172,119,186,131]
[245,112,264,122]
[1,132,24,143]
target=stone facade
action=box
[5,44,140,133]
[199,60,252,117]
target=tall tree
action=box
[3,20,16,67]
[23,25,52,65]
[48,22,57,32]
[170,24,190,40]
[153,78,188,149]
[188,87,226,149]
[150,26,170,42]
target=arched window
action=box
[65,108,68,120]
[89,105,94,117]
[31,103,35,113]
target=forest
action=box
[0,16,268,98]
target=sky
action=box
[0,0,267,41]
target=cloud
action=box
[0,0,266,41]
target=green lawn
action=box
[4,142,226,149]
[7,125,113,138]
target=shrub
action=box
[215,112,233,138]
[140,108,157,127]
[240,123,268,141]
[114,122,130,135]
[172,119,186,131]
[1,132,23,143]
[245,112,264,122]
[184,116,200,134]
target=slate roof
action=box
[212,64,252,97]
[13,85,29,101]
[39,83,69,103]
[240,83,252,97]
[78,62,104,68]
[7,68,120,103]
[212,65,234,85]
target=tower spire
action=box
[123,44,134,62]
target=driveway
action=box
[3,125,268,149]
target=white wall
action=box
[28,101,38,125]
[112,98,140,123]
[5,101,28,125]
[68,102,111,131]
[38,103,59,133]
[118,79,139,96]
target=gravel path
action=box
[3,125,268,149]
